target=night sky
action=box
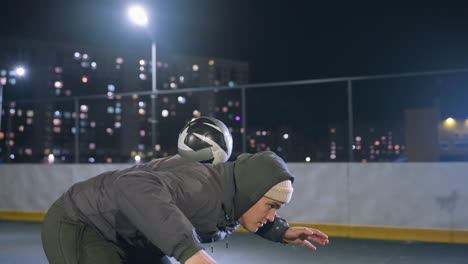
[2,0,468,125]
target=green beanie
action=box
[233,151,295,220]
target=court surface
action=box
[1,221,467,264]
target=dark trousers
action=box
[41,196,171,264]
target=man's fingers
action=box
[309,228,328,239]
[302,240,317,250]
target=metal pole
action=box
[151,41,158,153]
[0,85,3,132]
[74,98,80,163]
[241,87,247,153]
[347,80,354,162]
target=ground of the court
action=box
[1,221,467,264]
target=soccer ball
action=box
[178,117,233,164]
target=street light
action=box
[128,5,158,155]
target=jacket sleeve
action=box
[255,214,290,243]
[114,173,202,263]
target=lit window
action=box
[0,132,4,140]
[74,52,81,59]
[161,109,169,117]
[283,134,289,140]
[262,131,267,136]
[91,62,97,69]
[222,106,228,113]
[305,157,311,162]
[177,96,186,104]
[81,62,89,68]
[139,66,145,71]
[82,76,88,83]
[82,53,89,60]
[208,59,215,66]
[193,110,201,117]
[235,116,241,121]
[0,77,6,85]
[170,82,177,89]
[192,64,199,71]
[55,67,63,73]
[26,118,33,125]
[140,130,146,137]
[54,81,63,89]
[106,157,113,163]
[53,127,61,133]
[26,110,34,117]
[48,154,55,164]
[25,148,32,155]
[139,109,146,115]
[53,118,62,126]
[138,101,146,108]
[355,136,362,142]
[116,57,124,64]
[228,101,233,107]
[107,107,115,114]
[80,105,88,112]
[139,73,147,80]
[228,81,235,87]
[9,78,16,85]
[55,89,61,96]
[89,143,96,150]
[115,122,121,128]
[65,90,72,96]
[162,97,169,103]
[374,140,380,146]
[107,92,114,98]
[330,128,336,133]
[18,125,24,132]
[115,107,122,114]
[80,113,88,120]
[139,60,146,66]
[107,84,115,92]
[179,76,185,83]
[106,128,114,135]
[155,144,161,151]
[88,157,95,163]
[330,154,336,160]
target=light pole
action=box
[128,5,158,155]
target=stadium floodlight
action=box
[128,5,148,26]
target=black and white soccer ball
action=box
[177,117,233,165]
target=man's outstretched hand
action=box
[282,227,329,250]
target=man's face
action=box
[238,196,285,232]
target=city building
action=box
[0,38,248,163]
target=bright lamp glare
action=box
[15,67,26,77]
[128,6,148,26]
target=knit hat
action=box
[264,180,293,203]
[233,151,295,219]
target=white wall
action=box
[1,163,467,230]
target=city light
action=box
[128,5,149,26]
[48,154,55,164]
[15,67,26,77]
[177,96,186,104]
[283,134,289,140]
[443,117,457,129]
[134,155,142,163]
[305,157,311,162]
[161,109,169,117]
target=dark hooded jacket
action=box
[62,151,294,263]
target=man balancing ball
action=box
[41,117,329,264]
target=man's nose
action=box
[266,210,276,222]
